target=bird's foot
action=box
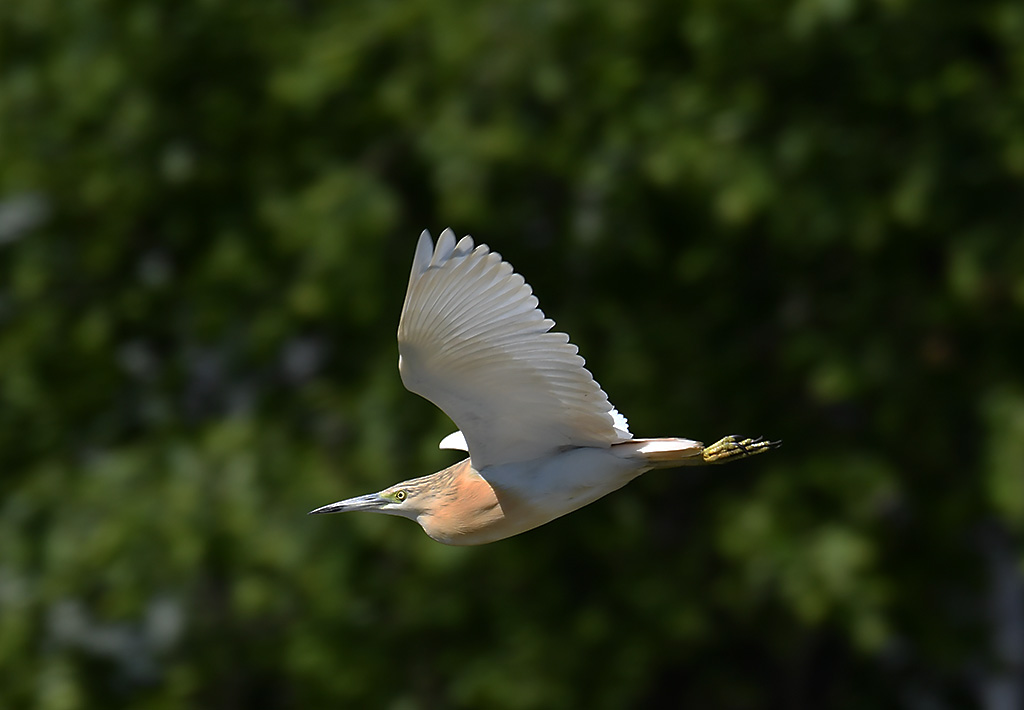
[702,435,780,464]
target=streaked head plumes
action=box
[309,230,780,545]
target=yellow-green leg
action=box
[702,435,780,464]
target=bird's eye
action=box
[394,490,407,502]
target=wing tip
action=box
[411,227,481,280]
[432,228,457,266]
[411,230,435,278]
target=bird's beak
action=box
[308,493,386,515]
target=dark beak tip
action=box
[307,493,382,517]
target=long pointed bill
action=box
[308,493,386,515]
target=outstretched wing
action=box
[398,229,631,469]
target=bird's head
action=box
[307,460,506,545]
[308,479,429,521]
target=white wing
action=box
[398,229,632,469]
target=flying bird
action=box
[310,230,778,545]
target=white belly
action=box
[476,447,646,540]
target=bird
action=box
[310,229,779,545]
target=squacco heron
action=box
[311,230,779,545]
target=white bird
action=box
[311,229,778,545]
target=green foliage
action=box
[2,0,1023,706]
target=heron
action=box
[310,229,779,545]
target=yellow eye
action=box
[394,490,407,502]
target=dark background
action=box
[2,1,1023,707]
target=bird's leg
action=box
[701,435,780,464]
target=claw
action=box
[702,435,781,464]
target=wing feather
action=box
[397,229,631,468]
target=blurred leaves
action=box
[985,388,1024,530]
[716,456,896,650]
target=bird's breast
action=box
[420,447,644,545]
[416,461,507,546]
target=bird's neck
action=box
[415,459,507,545]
